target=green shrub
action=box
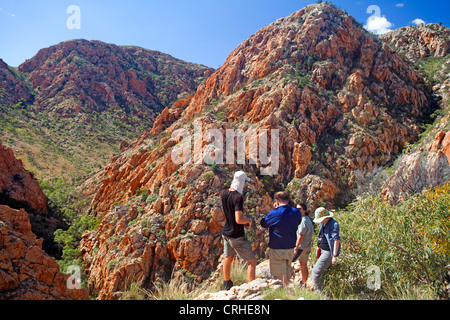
[322,183,450,299]
[297,76,310,88]
[202,171,215,181]
[54,214,100,284]
[307,55,315,69]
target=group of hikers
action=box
[220,171,341,293]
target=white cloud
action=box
[6,12,15,17]
[412,18,426,25]
[364,15,394,35]
[396,3,405,8]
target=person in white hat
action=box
[311,207,341,292]
[220,171,257,290]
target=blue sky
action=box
[0,0,449,68]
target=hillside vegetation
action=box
[1,3,449,301]
[326,183,450,299]
[0,41,213,183]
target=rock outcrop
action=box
[19,39,214,115]
[0,143,48,214]
[0,205,89,300]
[80,3,435,299]
[381,23,450,60]
[195,260,310,300]
[0,59,31,105]
[381,24,450,202]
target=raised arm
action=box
[235,210,252,227]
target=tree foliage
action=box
[323,183,450,299]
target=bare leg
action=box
[247,259,257,282]
[223,256,234,281]
[277,274,290,286]
[300,261,309,285]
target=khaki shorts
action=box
[222,235,256,261]
[297,248,312,263]
[268,248,295,277]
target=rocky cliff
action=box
[0,144,89,300]
[380,24,450,202]
[0,142,65,255]
[0,205,89,300]
[0,143,48,214]
[0,59,31,105]
[19,39,213,115]
[79,3,436,299]
[1,40,214,182]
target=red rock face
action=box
[0,205,90,300]
[0,143,48,215]
[18,39,213,115]
[381,23,450,60]
[380,23,450,203]
[0,59,31,105]
[80,3,435,299]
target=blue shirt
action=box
[260,205,302,249]
[318,218,341,257]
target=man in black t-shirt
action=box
[220,171,257,290]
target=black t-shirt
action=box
[221,189,245,238]
[318,228,330,251]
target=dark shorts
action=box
[222,235,256,261]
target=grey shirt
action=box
[296,215,313,250]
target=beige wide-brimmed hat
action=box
[313,207,334,224]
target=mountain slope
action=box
[0,59,31,105]
[19,39,213,114]
[381,23,449,60]
[0,144,89,300]
[0,204,89,300]
[0,40,213,182]
[380,24,450,202]
[79,3,436,299]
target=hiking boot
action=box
[222,280,234,290]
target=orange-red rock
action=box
[0,205,89,300]
[80,3,435,299]
[0,143,48,214]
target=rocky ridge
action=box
[380,24,450,202]
[1,40,214,181]
[0,145,89,300]
[0,143,48,214]
[0,205,89,300]
[18,39,213,115]
[381,23,450,60]
[0,59,31,105]
[79,3,436,299]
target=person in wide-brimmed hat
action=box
[313,207,334,224]
[311,207,341,292]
